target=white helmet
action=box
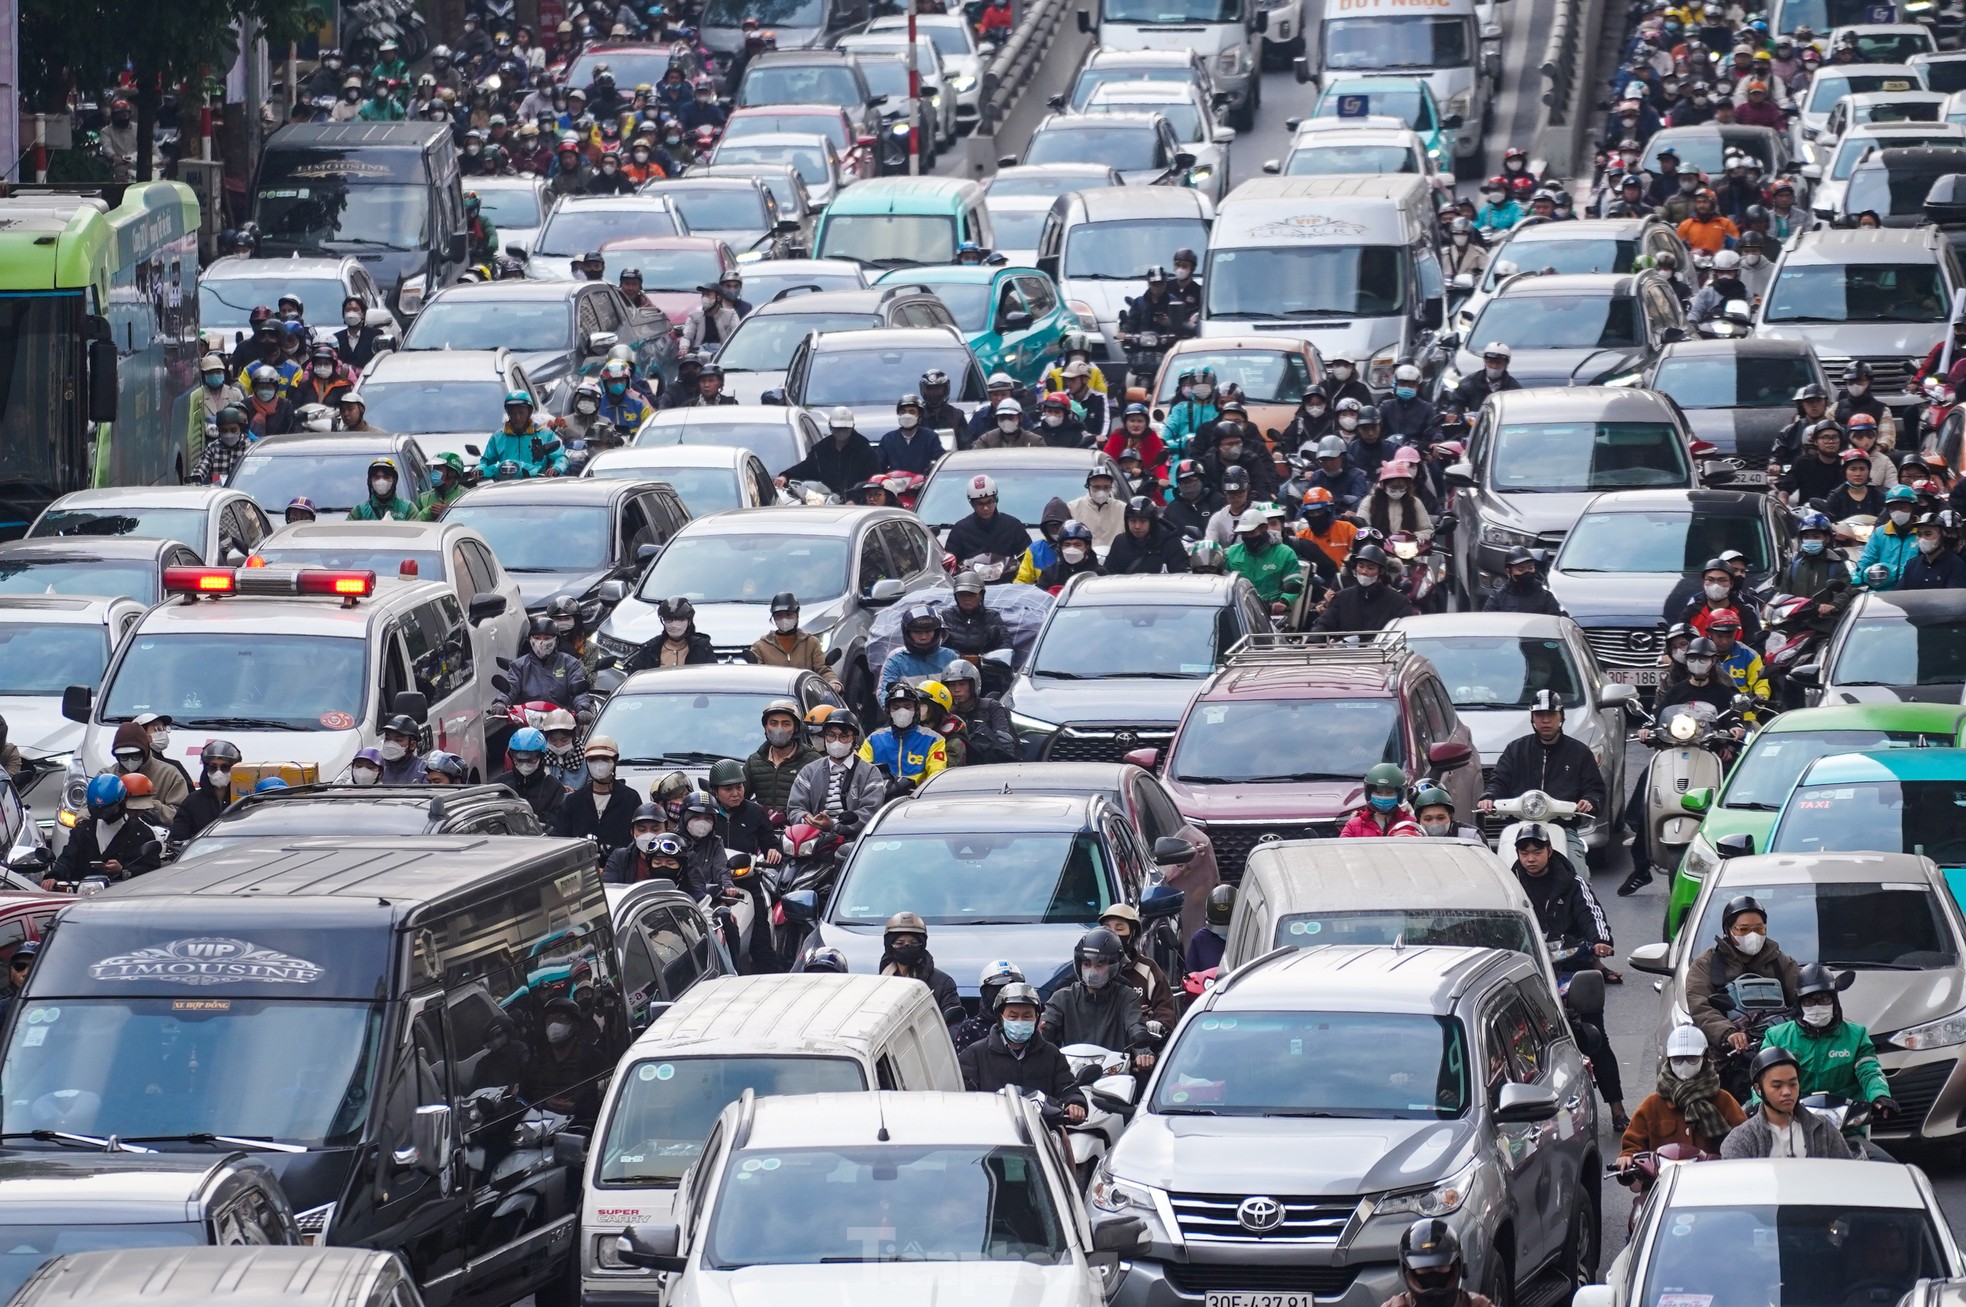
[296,403,336,431]
[1713,249,1742,270]
[828,405,854,428]
[994,398,1023,417]
[1482,342,1513,360]
[966,473,999,500]
[1235,508,1268,534]
[1394,363,1422,383]
[1665,1024,1707,1059]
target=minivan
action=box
[1034,185,1214,364]
[0,836,627,1307]
[579,972,960,1307]
[811,176,994,267]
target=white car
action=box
[1082,81,1234,202]
[527,194,689,281]
[1264,118,1451,203]
[582,444,781,514]
[1810,119,1966,222]
[870,12,984,131]
[1793,62,1921,168]
[197,254,396,356]
[984,193,1057,265]
[1576,1159,1963,1307]
[705,131,845,211]
[27,486,272,565]
[612,1090,1135,1307]
[466,174,555,258]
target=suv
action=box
[175,783,543,862]
[1152,632,1478,881]
[1453,216,1690,334]
[354,346,549,463]
[1444,269,1688,395]
[735,51,885,171]
[400,278,676,399]
[1754,225,1961,420]
[1091,944,1600,1307]
[768,325,988,436]
[715,286,959,405]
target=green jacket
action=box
[349,493,423,522]
[1761,1016,1890,1104]
[417,484,468,519]
[1225,540,1300,604]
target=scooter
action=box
[1489,788,1596,866]
[1803,1091,1889,1159]
[766,821,850,968]
[1635,699,1747,879]
[706,853,758,967]
[1761,580,1849,708]
[1053,1044,1140,1185]
[1610,1143,1714,1235]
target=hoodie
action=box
[1015,497,1071,584]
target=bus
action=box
[0,182,203,538]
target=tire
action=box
[531,1252,578,1307]
[1483,1247,1515,1307]
[1233,80,1257,132]
[1563,1173,1602,1287]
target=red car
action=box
[0,893,68,960]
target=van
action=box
[1034,185,1214,364]
[811,176,994,267]
[60,563,506,791]
[251,123,469,315]
[13,1247,429,1307]
[1297,0,1497,179]
[1223,836,1560,991]
[1075,0,1266,130]
[1202,175,1442,387]
[578,972,961,1307]
[0,836,628,1307]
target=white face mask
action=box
[997,417,1020,434]
[1801,1003,1836,1028]
[207,768,232,790]
[687,817,714,838]
[1704,582,1730,601]
[149,729,170,752]
[1743,252,1764,267]
[514,757,541,776]
[664,619,689,639]
[351,765,380,787]
[898,412,919,428]
[1042,413,1063,428]
[116,753,144,774]
[635,830,662,852]
[1062,545,1089,563]
[1192,384,1213,401]
[371,478,394,498]
[1891,509,1913,528]
[1307,403,1326,416]
[1686,656,1714,676]
[889,708,916,728]
[1338,415,1357,431]
[1668,1056,1704,1079]
[1331,365,1353,381]
[344,310,364,327]
[314,364,334,379]
[1175,266,1193,281]
[1088,488,1112,505]
[1484,365,1505,380]
[774,615,798,633]
[380,740,408,763]
[531,637,558,658]
[1919,535,1943,554]
[588,759,615,781]
[825,739,854,759]
[1452,233,1470,246]
[576,398,598,415]
[1732,929,1766,955]
[1850,382,1869,395]
[1386,486,1406,501]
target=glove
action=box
[1872,1095,1899,1118]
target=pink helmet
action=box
[1378,461,1415,483]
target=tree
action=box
[21,0,322,180]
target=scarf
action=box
[1658,1060,1730,1146]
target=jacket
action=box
[681,303,741,351]
[349,492,423,522]
[1306,462,1371,513]
[550,781,644,855]
[1898,546,1966,591]
[780,431,878,491]
[1719,1105,1856,1159]
[878,645,959,698]
[166,780,231,844]
[478,426,568,478]
[958,1026,1084,1106]
[492,766,567,826]
[1160,398,1219,453]
[859,725,947,783]
[1511,850,1610,955]
[625,630,716,670]
[1342,805,1414,838]
[882,952,964,1025]
[1041,978,1149,1052]
[748,629,836,682]
[1857,519,1921,589]
[943,604,1011,657]
[1310,581,1415,633]
[1106,522,1191,574]
[1620,1087,1746,1157]
[1225,540,1300,604]
[1483,732,1607,810]
[335,324,388,371]
[1379,395,1437,443]
[945,510,1033,563]
[746,741,820,815]
[1067,493,1127,548]
[1037,551,1102,594]
[53,811,165,882]
[1125,954,1179,1032]
[502,649,593,711]
[787,754,887,829]
[1684,935,1802,1049]
[674,835,734,902]
[1761,1016,1891,1104]
[1483,577,1566,615]
[1448,368,1521,414]
[973,422,1045,449]
[1163,488,1223,542]
[958,695,1017,765]
[877,427,942,475]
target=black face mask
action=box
[1304,510,1333,530]
[889,942,926,967]
[1712,277,1746,300]
[1509,570,1538,590]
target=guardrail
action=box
[978,0,1073,130]
[1537,0,1607,175]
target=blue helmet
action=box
[1059,519,1094,544]
[509,726,547,755]
[85,774,127,813]
[1887,484,1920,504]
[255,777,290,792]
[1796,511,1832,532]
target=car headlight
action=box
[1068,300,1100,332]
[1680,833,1718,882]
[1010,709,1057,736]
[1218,47,1244,75]
[1090,1168,1159,1214]
[1188,166,1212,186]
[1377,1159,1479,1220]
[952,73,977,92]
[1598,368,1644,387]
[1891,1009,1966,1051]
[1368,345,1399,389]
[1481,526,1538,549]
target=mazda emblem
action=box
[1626,630,1655,650]
[1237,1196,1284,1233]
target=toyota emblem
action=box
[1114,730,1138,747]
[1626,630,1655,650]
[1237,1196,1284,1233]
[1256,832,1284,844]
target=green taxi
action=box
[872,264,1072,388]
[1762,746,1966,907]
[1670,703,1966,935]
[1305,77,1456,176]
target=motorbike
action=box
[1712,972,1795,1104]
[1832,513,1877,549]
[1802,1091,1889,1159]
[707,853,758,968]
[1387,529,1446,613]
[765,821,850,968]
[1761,580,1848,708]
[1610,1143,1714,1234]
[1488,788,1596,866]
[1695,298,1754,340]
[1636,699,1748,878]
[1053,1044,1139,1185]
[1114,329,1174,390]
[951,552,1017,586]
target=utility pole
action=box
[906,0,920,175]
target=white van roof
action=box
[1244,837,1529,915]
[1213,174,1432,244]
[631,973,938,1054]
[1322,0,1478,12]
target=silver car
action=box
[1082,81,1234,202]
[836,33,960,150]
[870,12,984,129]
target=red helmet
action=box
[1507,174,1536,198]
[1485,174,1509,190]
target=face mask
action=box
[1891,510,1913,528]
[1802,1002,1836,1028]
[532,636,560,659]
[1387,487,1407,501]
[831,427,851,443]
[219,428,244,447]
[1733,929,1765,955]
[1081,961,1114,989]
[1799,537,1825,556]
[1042,413,1063,428]
[466,144,482,156]
[1452,233,1470,247]
[634,150,650,162]
[1088,488,1112,505]
[1704,582,1731,602]
[351,765,380,787]
[687,817,714,838]
[588,759,616,781]
[1331,364,1354,381]
[635,830,662,853]
[1337,415,1360,434]
[766,725,796,749]
[997,1016,1038,1045]
[148,729,170,753]
[1920,535,1942,554]
[1368,793,1399,813]
[546,1020,575,1045]
[1193,384,1214,401]
[664,619,689,638]
[890,942,926,966]
[1062,545,1089,564]
[898,413,919,429]
[1668,1056,1704,1079]
[514,757,541,776]
[1394,385,1417,401]
[203,372,225,389]
[312,362,336,380]
[1306,511,1333,531]
[1742,252,1764,268]
[825,739,854,759]
[383,740,416,764]
[1175,267,1193,281]
[889,708,916,728]
[1484,365,1505,381]
[1356,570,1380,588]
[575,398,599,415]
[1686,656,1714,676]
[1420,818,1454,837]
[115,753,144,774]
[255,387,276,402]
[606,381,626,397]
[772,614,799,634]
[207,767,232,789]
[344,309,365,328]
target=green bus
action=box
[0,182,203,537]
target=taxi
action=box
[871,263,1072,386]
[1302,77,1457,177]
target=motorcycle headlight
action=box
[891,121,912,137]
[1669,713,1699,742]
[1368,345,1399,389]
[399,275,427,318]
[1517,791,1551,821]
[1891,1009,1966,1051]
[1376,1159,1479,1220]
[1439,366,1462,393]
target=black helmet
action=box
[818,707,862,741]
[902,604,942,643]
[1503,546,1537,568]
[1721,893,1767,933]
[993,980,1042,1012]
[1173,246,1198,267]
[679,790,717,820]
[528,614,557,638]
[1076,926,1125,967]
[657,595,695,622]
[383,713,420,737]
[200,739,243,768]
[1686,636,1718,658]
[802,946,850,973]
[1796,962,1845,1000]
[769,591,798,615]
[631,801,668,827]
[1124,494,1158,521]
[1749,1043,1799,1085]
[1399,1218,1463,1304]
[1353,543,1389,568]
[546,593,581,623]
[1794,382,1827,404]
[1205,883,1236,928]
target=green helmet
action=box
[504,389,534,409]
[1412,785,1454,813]
[1364,762,1406,790]
[707,758,746,788]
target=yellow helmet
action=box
[918,680,953,713]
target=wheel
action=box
[1483,1248,1515,1307]
[1233,80,1257,132]
[1563,1175,1602,1287]
[1453,148,1482,181]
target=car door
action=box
[1013,275,1066,380]
[1481,987,1561,1274]
[405,595,484,778]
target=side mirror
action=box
[61,685,92,724]
[1801,162,1823,182]
[1262,159,1282,174]
[505,243,529,260]
[1152,835,1198,867]
[1294,56,1312,84]
[1140,883,1184,919]
[780,890,818,923]
[617,1222,686,1273]
[1730,692,1755,714]
[447,232,468,264]
[468,592,507,626]
[1597,682,1637,709]
[998,152,1019,169]
[1441,113,1464,129]
[1173,151,1196,171]
[597,579,630,605]
[1492,1081,1559,1123]
[587,330,619,354]
[1122,746,1159,769]
[636,542,660,564]
[726,852,754,875]
[87,338,119,424]
[1421,298,1443,330]
[1213,127,1236,144]
[1427,740,1473,770]
[1628,941,1672,975]
[392,690,430,724]
[1791,663,1820,686]
[1252,7,1267,30]
[1451,272,1475,291]
[760,388,787,406]
[1679,787,1713,814]
[1091,1215,1147,1253]
[1077,7,1093,31]
[394,1103,454,1176]
[491,672,513,697]
[1574,1289,1617,1307]
[1715,832,1755,859]
[365,307,395,329]
[1443,460,1475,487]
[999,308,1034,331]
[776,217,801,234]
[825,646,843,667]
[1660,325,1687,343]
[982,646,1015,669]
[866,577,906,604]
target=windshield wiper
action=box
[122,1133,308,1153]
[503,566,564,574]
[623,750,725,765]
[1727,800,1782,811]
[1263,1109,1369,1118]
[178,716,302,731]
[1171,775,1236,784]
[1204,310,1274,319]
[1155,1106,1219,1115]
[1820,958,1924,970]
[1277,308,1355,318]
[605,1174,682,1185]
[1033,669,1086,679]
[1236,772,1351,782]
[0,1130,155,1152]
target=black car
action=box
[226,431,438,519]
[1643,338,1829,489]
[175,784,544,861]
[0,537,205,605]
[1445,269,1689,393]
[735,51,888,171]
[400,279,678,403]
[443,477,692,616]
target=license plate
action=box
[1606,666,1664,687]
[1728,467,1768,485]
[1205,1295,1314,1307]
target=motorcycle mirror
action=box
[780,890,817,923]
[491,673,512,695]
[1730,692,1755,714]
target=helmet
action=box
[1378,461,1413,484]
[1399,1219,1463,1293]
[201,740,243,768]
[897,392,924,412]
[1188,539,1225,572]
[1124,494,1158,521]
[1713,249,1741,270]
[1353,543,1389,568]
[1206,884,1236,927]
[528,614,557,640]
[1412,785,1454,813]
[761,698,801,730]
[1721,893,1767,933]
[917,680,953,714]
[509,727,547,756]
[1887,484,1920,504]
[1302,486,1334,509]
[942,659,981,691]
[647,832,687,861]
[1364,761,1406,791]
[802,947,850,973]
[885,681,924,710]
[383,713,421,738]
[1686,636,1718,658]
[1794,383,1827,404]
[426,751,468,781]
[1749,1044,1800,1085]
[1099,903,1142,931]
[657,595,696,622]
[883,911,929,944]
[920,367,950,389]
[965,473,999,501]
[707,758,746,788]
[816,707,862,741]
[978,958,1025,990]
[504,389,534,409]
[679,791,718,822]
[1796,962,1844,1001]
[993,981,1042,1013]
[1315,435,1348,460]
[1173,246,1198,267]
[1797,511,1832,533]
[1665,1024,1708,1060]
[1060,519,1094,544]
[1529,688,1564,713]
[827,405,855,429]
[1075,926,1125,968]
[86,774,128,813]
[254,778,289,793]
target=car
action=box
[588,663,844,793]
[1147,336,1323,440]
[0,1153,303,1302]
[1154,632,1479,881]
[1033,185,1216,362]
[398,278,676,400]
[1452,215,1691,335]
[1546,489,1790,689]
[699,133,841,213]
[1444,270,1688,396]
[464,173,554,256]
[869,12,987,127]
[735,50,886,171]
[1263,119,1452,203]
[1809,119,1966,223]
[1065,47,1222,114]
[1083,81,1235,202]
[721,104,875,183]
[984,162,1127,198]
[842,49,948,170]
[595,504,943,707]
[590,234,741,323]
[11,1247,428,1307]
[730,256,869,303]
[1000,571,1271,762]
[196,254,395,357]
[1800,588,1966,706]
[1391,612,1636,853]
[642,175,804,261]
[1821,89,1950,145]
[583,445,780,514]
[604,879,738,1031]
[1913,47,1966,94]
[1764,748,1966,906]
[1668,704,1966,937]
[1444,387,1701,606]
[353,347,549,465]
[247,518,528,676]
[225,430,437,519]
[0,596,147,806]
[800,789,1185,989]
[1642,338,1829,489]
[985,193,1061,264]
[634,405,822,482]
[1092,943,1599,1307]
[1844,144,1966,231]
[916,447,1130,544]
[524,193,689,281]
[1792,63,1922,167]
[612,1090,1129,1307]
[0,537,207,605]
[872,263,1072,386]
[564,43,709,97]
[836,31,959,149]
[1306,76,1459,173]
[678,167,816,244]
[27,486,272,565]
[1577,1158,1961,1307]
[174,782,543,862]
[712,286,959,406]
[768,325,988,437]
[443,478,691,617]
[1017,111,1195,188]
[1639,123,1805,191]
[1828,21,1937,64]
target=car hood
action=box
[649,290,700,321]
[1063,278,1144,334]
[606,593,855,653]
[1111,1111,1476,1197]
[1547,571,1680,623]
[1453,705,1598,765]
[724,369,788,405]
[1844,965,1966,1038]
[1003,675,1207,728]
[1678,406,1791,461]
[0,698,81,759]
[1098,23,1240,53]
[516,348,577,388]
[1117,168,1169,187]
[1475,488,1604,539]
[813,922,1093,999]
[1158,775,1360,821]
[1756,321,1940,367]
[1460,345,1645,388]
[513,568,615,611]
[693,1262,1091,1307]
[1821,682,1966,705]
[1200,317,1403,357]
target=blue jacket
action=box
[860,724,947,782]
[879,645,959,698]
[597,390,653,431]
[478,426,568,479]
[878,426,942,475]
[1161,399,1219,453]
[1857,521,1920,590]
[1307,463,1370,513]
[1476,199,1524,232]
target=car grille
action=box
[1583,625,1664,671]
[1163,1264,1362,1296]
[1884,1061,1952,1128]
[1818,355,1915,397]
[1168,1193,1361,1244]
[1041,724,1175,767]
[1206,821,1339,883]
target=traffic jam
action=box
[8,0,1966,1301]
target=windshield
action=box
[1923,58,1966,93]
[1089,98,1203,142]
[898,281,991,332]
[470,185,543,230]
[229,449,402,515]
[102,632,368,730]
[656,188,767,235]
[738,64,862,108]
[1274,909,1538,957]
[1481,238,1637,289]
[536,205,682,259]
[1780,0,1891,27]
[832,831,1111,924]
[1285,142,1422,176]
[606,247,730,292]
[1651,353,1820,407]
[917,464,1084,528]
[1207,246,1409,319]
[639,419,802,473]
[988,207,1051,252]
[1775,780,1966,868]
[873,19,973,55]
[1070,70,1195,111]
[1764,261,1948,323]
[717,312,880,372]
[1029,124,1161,171]
[1488,421,1690,492]
[804,347,972,407]
[1170,697,1399,783]
[1831,616,1966,686]
[1401,635,1585,708]
[0,558,158,604]
[1847,156,1966,215]
[30,507,207,553]
[599,1056,866,1185]
[1031,605,1222,678]
[1065,217,1210,280]
[200,276,351,330]
[818,214,958,267]
[179,803,440,861]
[600,690,807,765]
[1853,98,1944,124]
[1809,71,1920,113]
[565,49,689,88]
[723,113,850,154]
[637,533,850,603]
[360,379,511,435]
[1559,510,1768,573]
[1153,350,1313,404]
[255,182,427,252]
[1832,131,1958,178]
[714,142,829,187]
[1324,15,1472,69]
[851,55,912,101]
[740,267,866,303]
[1102,0,1239,19]
[1152,1011,1467,1118]
[1471,294,1643,350]
[1687,874,1955,965]
[1642,1202,1944,1307]
[704,1144,1066,1268]
[403,297,572,352]
[1314,86,1431,131]
[253,546,445,578]
[0,623,109,695]
[0,1224,204,1302]
[1723,728,1955,810]
[588,462,739,513]
[0,997,383,1143]
[444,503,610,572]
[1640,131,1772,175]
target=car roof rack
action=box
[1222,630,1408,667]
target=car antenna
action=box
[876,1095,890,1142]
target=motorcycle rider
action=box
[1719,1045,1855,1159]
[1323,353,1374,409]
[1685,894,1803,1056]
[1704,613,1770,708]
[1413,786,1479,839]
[877,392,943,474]
[958,982,1087,1116]
[861,682,948,786]
[706,758,776,863]
[1823,446,1886,522]
[777,405,879,492]
[1770,384,1832,472]
[1068,468,1125,548]
[675,791,741,908]
[604,818,685,884]
[187,406,250,485]
[48,775,164,887]
[1204,465,1256,545]
[1041,927,1154,1071]
[1688,248,1752,323]
[1281,384,1335,450]
[1443,217,1488,279]
[1900,512,1966,589]
[681,281,740,351]
[881,911,964,1024]
[1307,434,1370,514]
[748,592,843,690]
[953,960,1028,1050]
[1295,485,1358,570]
[377,714,427,785]
[1616,1023,1745,1171]
[1484,546,1565,614]
[1016,498,1072,585]
[1448,343,1522,413]
[167,739,243,844]
[941,659,1015,766]
[1186,884,1233,976]
[550,736,642,856]
[1476,689,1605,866]
[348,457,421,521]
[1037,520,1103,593]
[1099,903,1178,1030]
[974,396,1042,449]
[1108,495,1190,574]
[1859,484,1930,589]
[1778,421,1848,507]
[1310,544,1416,633]
[1363,461,1432,539]
[1784,512,1850,600]
[504,615,595,714]
[478,391,567,479]
[879,604,960,697]
[942,571,1012,657]
[1759,963,1898,1130]
[1836,361,1891,428]
[106,719,187,828]
[627,596,715,670]
[1342,762,1418,837]
[417,453,470,519]
[944,472,1033,563]
[1380,1219,1492,1307]
[747,699,820,814]
[1160,366,1220,454]
[491,726,567,825]
[1202,416,1278,499]
[787,709,885,834]
[1164,459,1224,541]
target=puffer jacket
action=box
[1760,1014,1890,1105]
[1041,977,1149,1052]
[1683,935,1802,1050]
